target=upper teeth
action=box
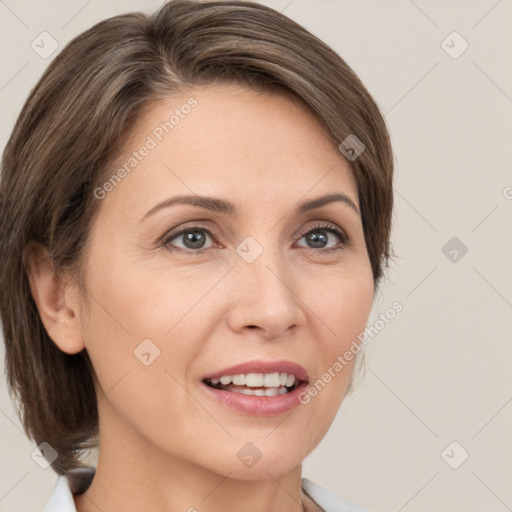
[213,372,296,388]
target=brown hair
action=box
[0,0,394,475]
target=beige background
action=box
[1,1,511,511]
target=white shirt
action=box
[43,468,370,512]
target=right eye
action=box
[162,225,219,253]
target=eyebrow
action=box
[142,192,360,221]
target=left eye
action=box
[296,226,347,251]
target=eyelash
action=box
[161,221,349,255]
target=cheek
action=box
[79,260,221,405]
[298,264,374,427]
[307,261,374,353]
[334,273,374,345]
[90,258,226,338]
[78,269,211,457]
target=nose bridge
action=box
[237,232,288,293]
[229,233,302,337]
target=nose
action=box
[226,243,305,340]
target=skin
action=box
[26,83,374,512]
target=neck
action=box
[74,410,313,512]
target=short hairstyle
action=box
[0,0,394,475]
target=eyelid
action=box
[300,222,349,244]
[159,221,221,246]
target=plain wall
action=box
[1,1,511,511]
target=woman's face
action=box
[74,83,374,479]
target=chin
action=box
[201,438,309,480]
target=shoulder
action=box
[301,478,372,512]
[44,467,95,511]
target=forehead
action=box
[97,83,358,219]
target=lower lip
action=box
[200,381,308,416]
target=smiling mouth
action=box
[202,372,302,396]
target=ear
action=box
[23,241,85,355]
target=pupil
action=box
[184,230,205,249]
[308,231,327,248]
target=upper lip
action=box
[202,360,309,383]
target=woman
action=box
[0,1,393,511]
